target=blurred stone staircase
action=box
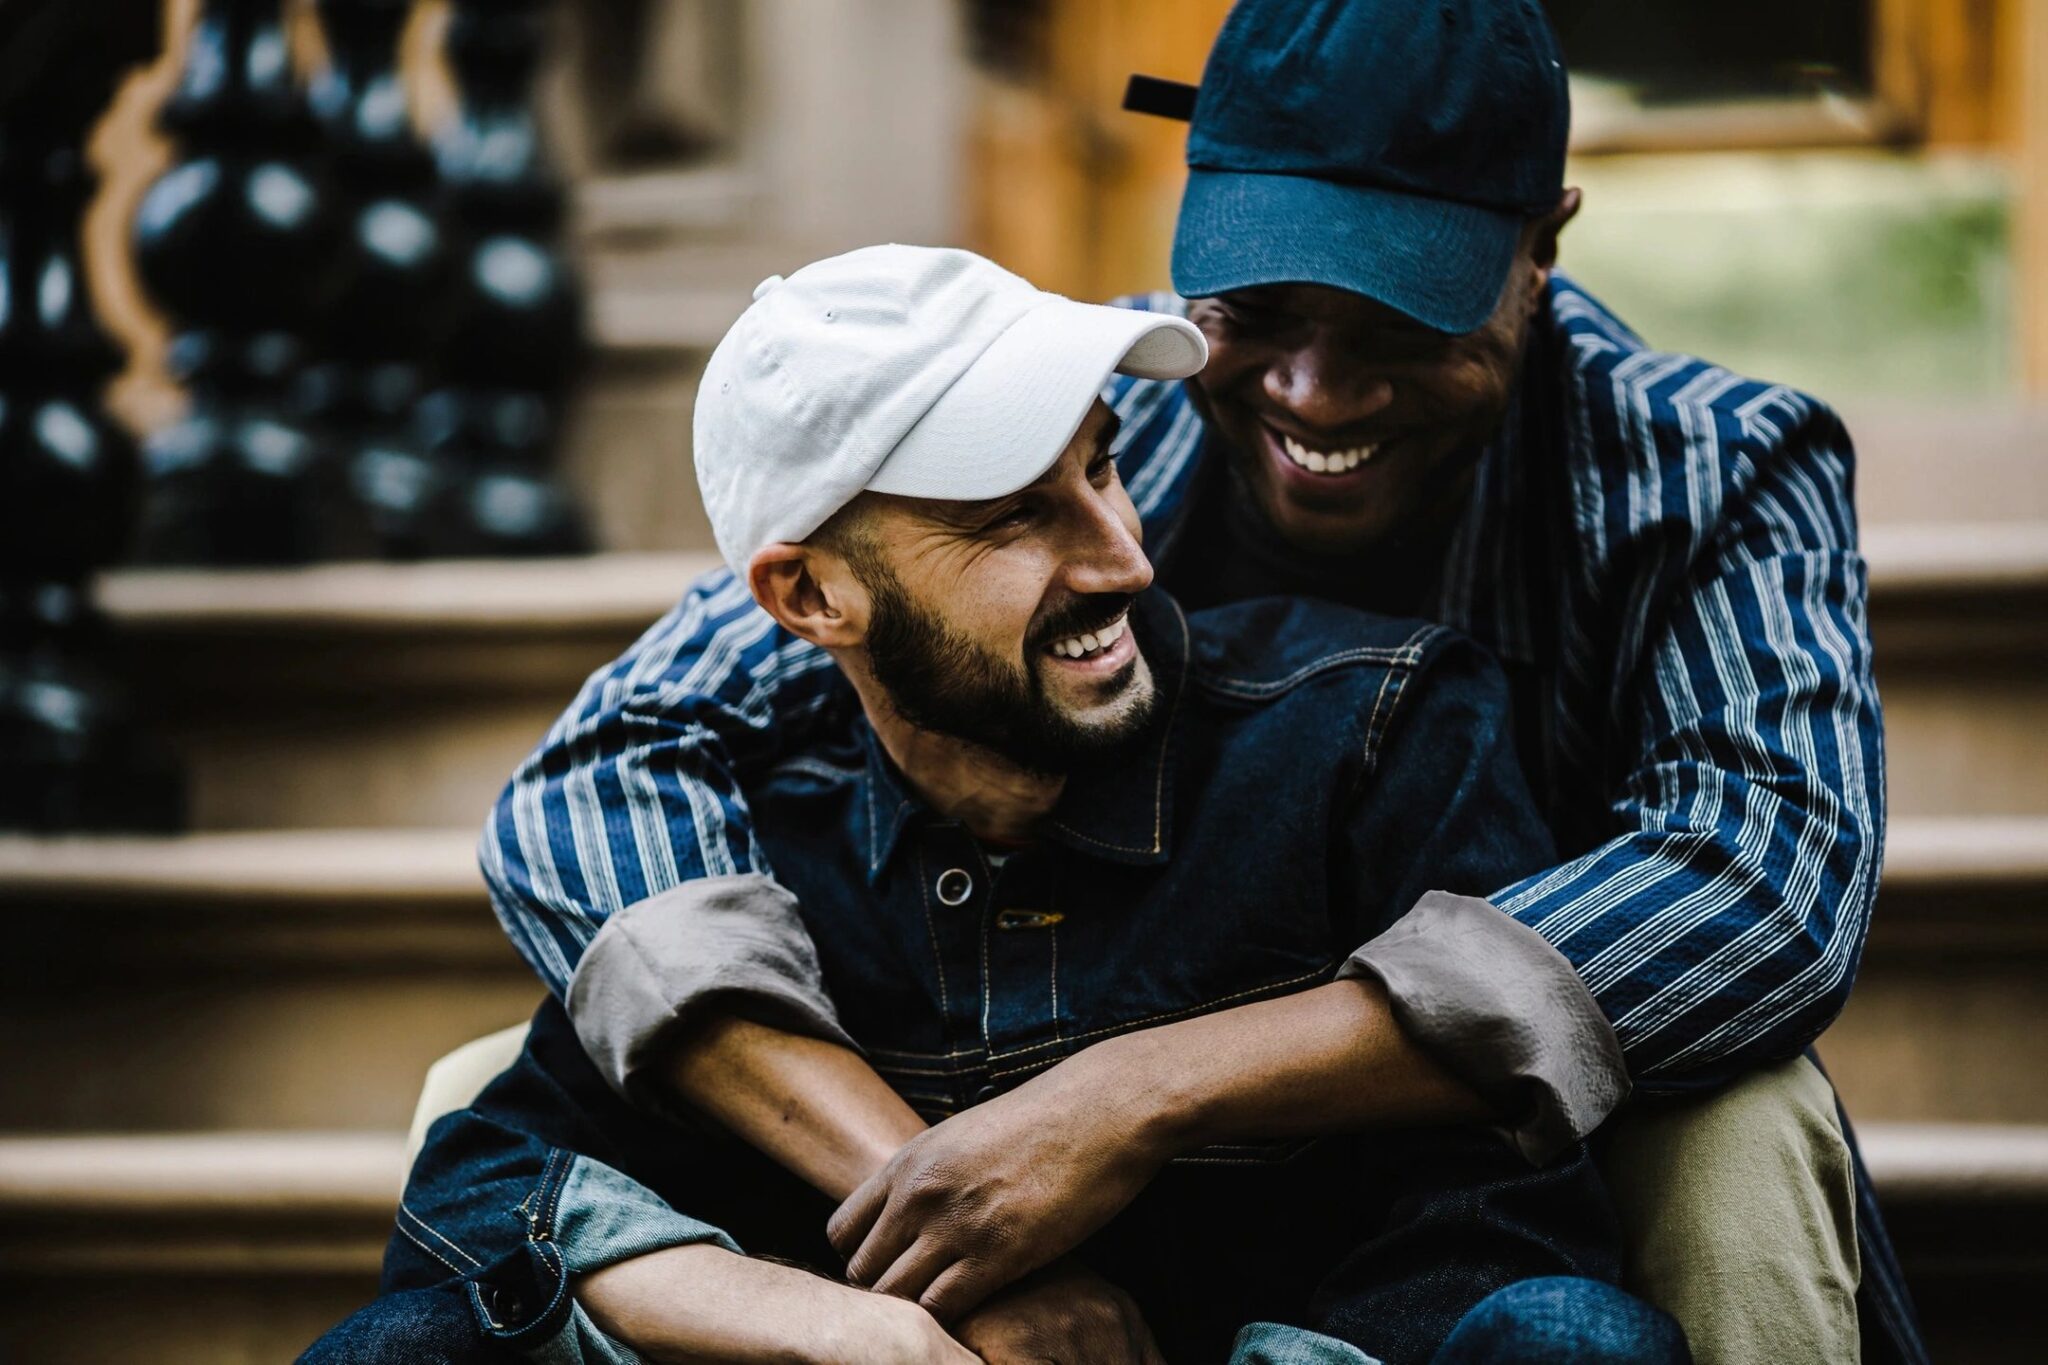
[1,388,2045,1361]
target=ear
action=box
[748,543,869,648]
[1526,187,1582,288]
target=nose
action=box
[1264,343,1394,431]
[1062,483,1153,599]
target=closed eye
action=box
[982,502,1037,533]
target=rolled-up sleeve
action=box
[1341,892,1628,1164]
[478,567,853,1095]
[566,874,857,1102]
[1333,632,1630,1162]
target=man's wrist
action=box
[1077,1028,1209,1159]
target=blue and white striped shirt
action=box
[480,273,1882,1094]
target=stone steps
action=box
[0,831,525,1133]
[0,1132,398,1365]
[1817,815,2048,1124]
[93,553,719,832]
[2,816,2044,1133]
[0,1123,2036,1365]
[0,830,534,1133]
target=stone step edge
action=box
[1,1124,2036,1211]
[0,828,483,907]
[5,816,2043,909]
[92,526,2047,637]
[98,552,722,636]
[0,1124,2041,1275]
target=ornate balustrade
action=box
[0,0,183,831]
[129,0,588,564]
[0,0,594,830]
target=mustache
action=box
[1029,594,1135,649]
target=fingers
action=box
[869,1231,955,1304]
[918,1257,1001,1323]
[842,1200,923,1289]
[828,1172,888,1261]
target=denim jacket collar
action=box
[855,591,1190,883]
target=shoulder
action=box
[549,563,838,738]
[1542,273,1855,542]
[1548,274,1848,463]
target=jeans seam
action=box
[914,844,953,1023]
[862,962,1335,1067]
[985,963,1333,1072]
[538,1147,573,1242]
[395,1216,470,1277]
[398,1201,484,1270]
[1198,639,1431,699]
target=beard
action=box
[852,554,1156,776]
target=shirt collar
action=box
[854,590,1189,884]
[856,724,921,884]
[1041,591,1186,866]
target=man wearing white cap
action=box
[304,246,1687,1364]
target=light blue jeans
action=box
[1232,1277,1691,1364]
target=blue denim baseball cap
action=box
[1156,0,1570,334]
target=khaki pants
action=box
[411,1032,1862,1363]
[1601,1055,1861,1365]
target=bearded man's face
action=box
[836,402,1157,773]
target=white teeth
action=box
[1050,614,1127,660]
[1281,432,1377,474]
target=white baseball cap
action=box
[693,244,1209,574]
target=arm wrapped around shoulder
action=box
[1342,893,1629,1164]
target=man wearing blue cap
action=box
[474,3,1917,1363]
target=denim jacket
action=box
[571,590,1618,1158]
[326,591,1622,1361]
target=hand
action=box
[954,1261,1166,1365]
[827,1043,1172,1320]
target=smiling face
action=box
[821,401,1158,773]
[1183,197,1574,556]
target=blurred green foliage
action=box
[1560,150,2013,401]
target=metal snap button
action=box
[935,867,973,906]
[488,1286,525,1325]
[972,1083,1000,1104]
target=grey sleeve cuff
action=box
[565,872,857,1104]
[1337,890,1631,1165]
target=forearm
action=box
[1095,977,1491,1154]
[664,1011,926,1200]
[824,976,1495,1317]
[581,1242,961,1364]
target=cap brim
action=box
[866,300,1206,501]
[1171,170,1523,334]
